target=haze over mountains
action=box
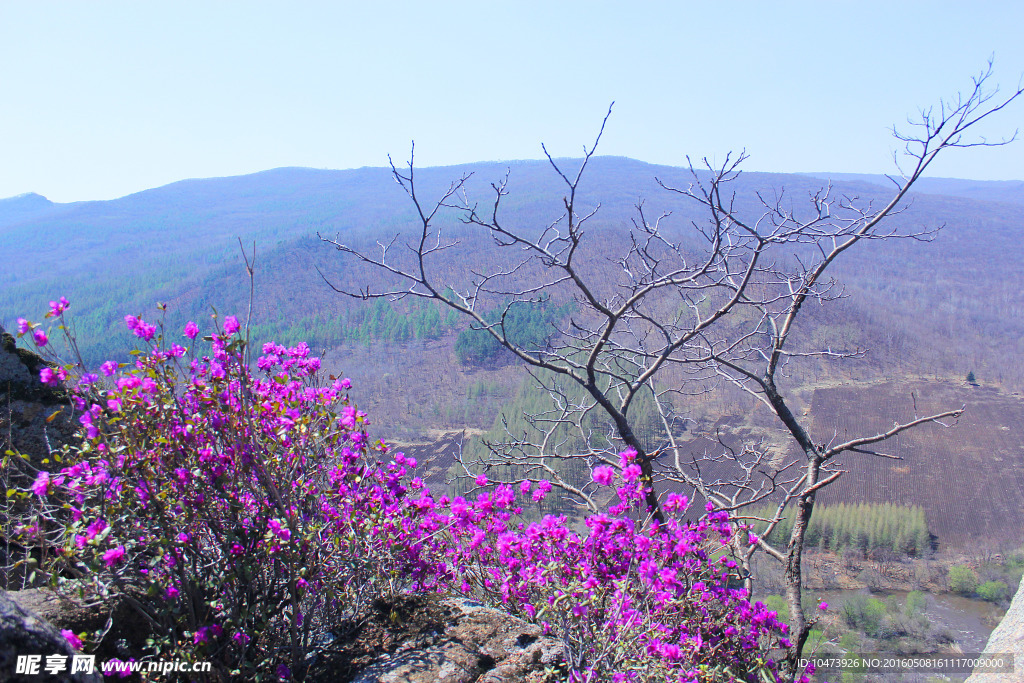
[3,157,1024,549]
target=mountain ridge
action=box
[4,156,1023,214]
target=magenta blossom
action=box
[183,321,199,339]
[665,492,689,512]
[61,629,84,650]
[621,463,642,483]
[592,465,615,487]
[102,546,126,566]
[30,471,50,496]
[39,367,59,386]
[32,328,48,347]
[267,519,291,541]
[49,297,70,317]
[16,318,30,334]
[135,320,156,341]
[223,316,240,335]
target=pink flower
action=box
[49,298,70,317]
[621,463,642,483]
[16,318,30,334]
[102,546,125,566]
[100,360,119,376]
[105,658,134,678]
[86,518,108,540]
[532,480,552,501]
[818,601,829,611]
[268,519,291,541]
[665,493,688,512]
[223,316,240,335]
[165,586,180,600]
[32,329,48,347]
[39,367,58,386]
[30,471,50,496]
[592,466,615,487]
[61,629,83,650]
[475,474,488,487]
[134,320,155,341]
[184,321,199,339]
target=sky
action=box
[1,1,1022,203]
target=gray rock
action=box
[967,581,1024,682]
[7,585,152,662]
[349,597,563,683]
[0,324,76,463]
[0,588,102,682]
[1,324,78,590]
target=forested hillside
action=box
[3,157,1022,386]
[3,157,1024,548]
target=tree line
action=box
[753,502,931,557]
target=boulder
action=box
[1,324,78,590]
[0,589,102,682]
[7,586,153,663]
[0,323,76,466]
[310,594,564,683]
[967,581,1024,682]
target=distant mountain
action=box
[0,192,60,228]
[3,155,1024,422]
[801,172,1024,206]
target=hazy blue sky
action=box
[1,1,1022,202]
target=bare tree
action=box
[319,62,1021,679]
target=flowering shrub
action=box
[13,307,427,680]
[9,301,799,682]
[420,451,788,682]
